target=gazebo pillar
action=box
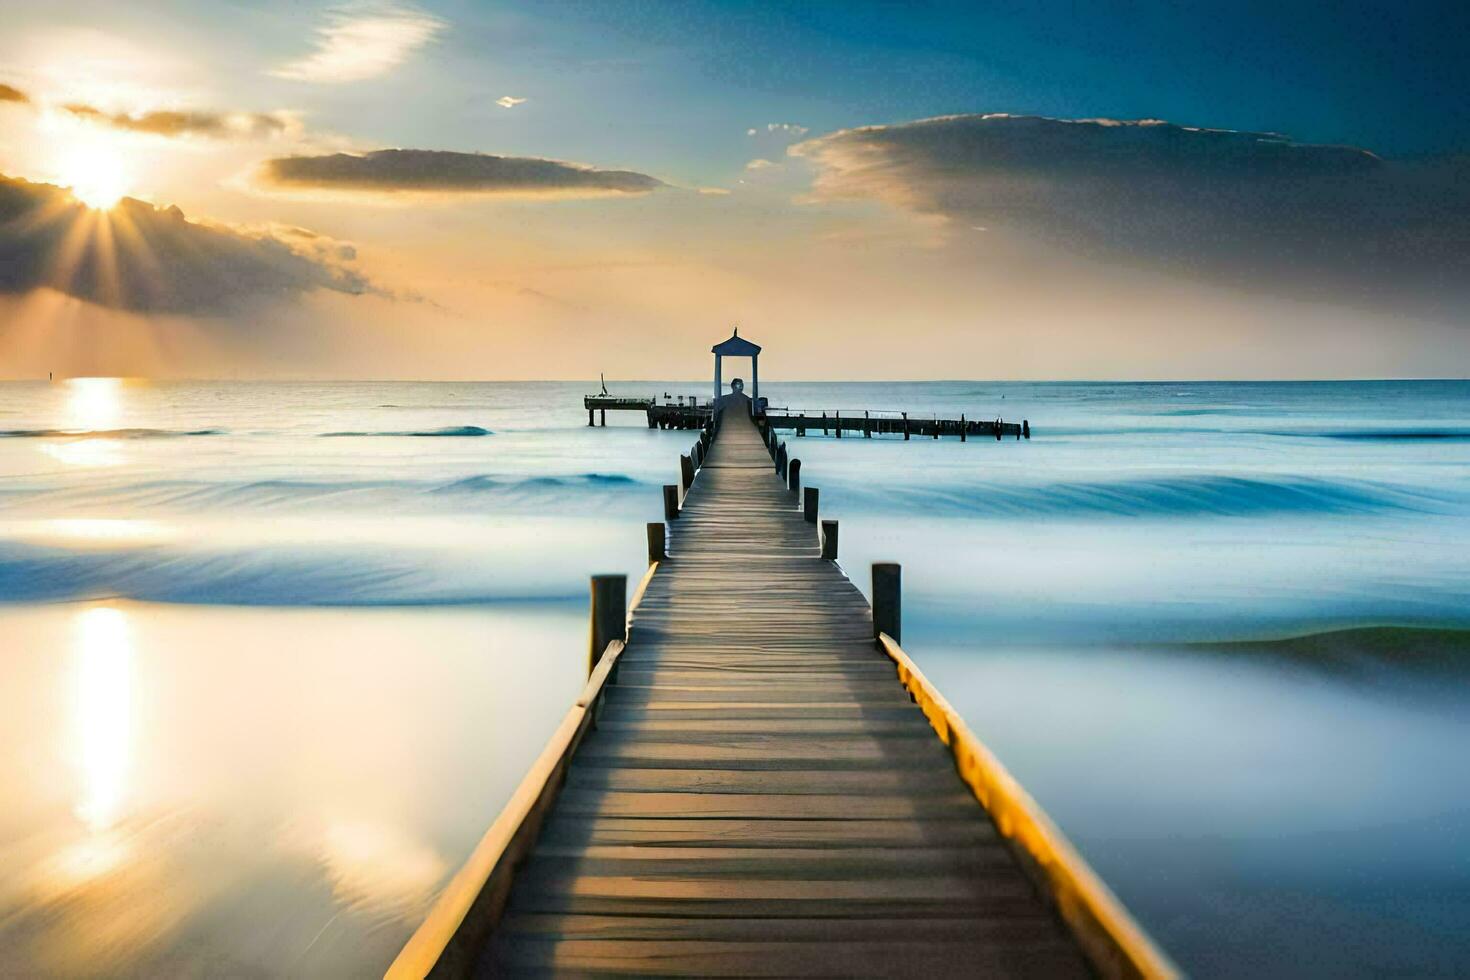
[751,354,759,403]
[713,353,722,403]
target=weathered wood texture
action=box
[480,398,1088,977]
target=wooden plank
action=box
[497,912,1068,943]
[535,816,1002,849]
[550,789,981,820]
[520,845,1018,876]
[563,766,965,795]
[491,936,1086,977]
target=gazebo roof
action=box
[712,329,761,356]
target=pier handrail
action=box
[386,562,662,979]
[767,407,931,418]
[877,632,1180,980]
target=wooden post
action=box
[803,486,819,524]
[680,454,695,492]
[960,413,967,443]
[864,411,871,438]
[646,522,666,562]
[588,408,595,426]
[835,410,842,439]
[872,562,901,643]
[821,412,827,436]
[775,442,787,478]
[821,519,839,560]
[903,412,910,441]
[1023,419,1031,440]
[600,409,606,427]
[589,574,627,674]
[692,441,703,467]
[788,458,801,495]
[663,484,679,521]
[996,419,1002,442]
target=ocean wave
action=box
[846,474,1462,519]
[2,472,649,513]
[0,541,585,606]
[430,473,635,493]
[0,427,226,438]
[320,426,493,437]
[1193,626,1470,679]
[1280,429,1470,442]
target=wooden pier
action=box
[585,395,714,429]
[584,396,1030,440]
[390,394,1169,979]
[765,410,1029,441]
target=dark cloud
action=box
[0,83,293,139]
[792,114,1470,309]
[259,149,665,197]
[0,173,370,314]
[61,104,295,139]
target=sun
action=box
[56,138,131,210]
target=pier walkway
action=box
[390,395,1173,979]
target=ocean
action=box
[1,379,1468,976]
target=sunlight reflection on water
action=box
[0,600,586,976]
[73,607,132,833]
[63,377,125,432]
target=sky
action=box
[0,0,1466,380]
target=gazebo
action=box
[711,328,761,403]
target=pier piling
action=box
[788,458,801,495]
[872,561,901,643]
[646,522,666,563]
[803,486,819,523]
[588,573,626,674]
[680,454,695,492]
[821,519,839,559]
[662,484,679,521]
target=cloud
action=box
[270,3,445,83]
[257,148,665,199]
[61,103,298,140]
[749,123,808,138]
[0,82,296,140]
[0,172,370,314]
[744,158,776,170]
[495,96,526,109]
[791,113,1470,308]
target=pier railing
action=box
[386,558,661,979]
[764,408,1029,440]
[876,631,1178,979]
[384,421,711,979]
